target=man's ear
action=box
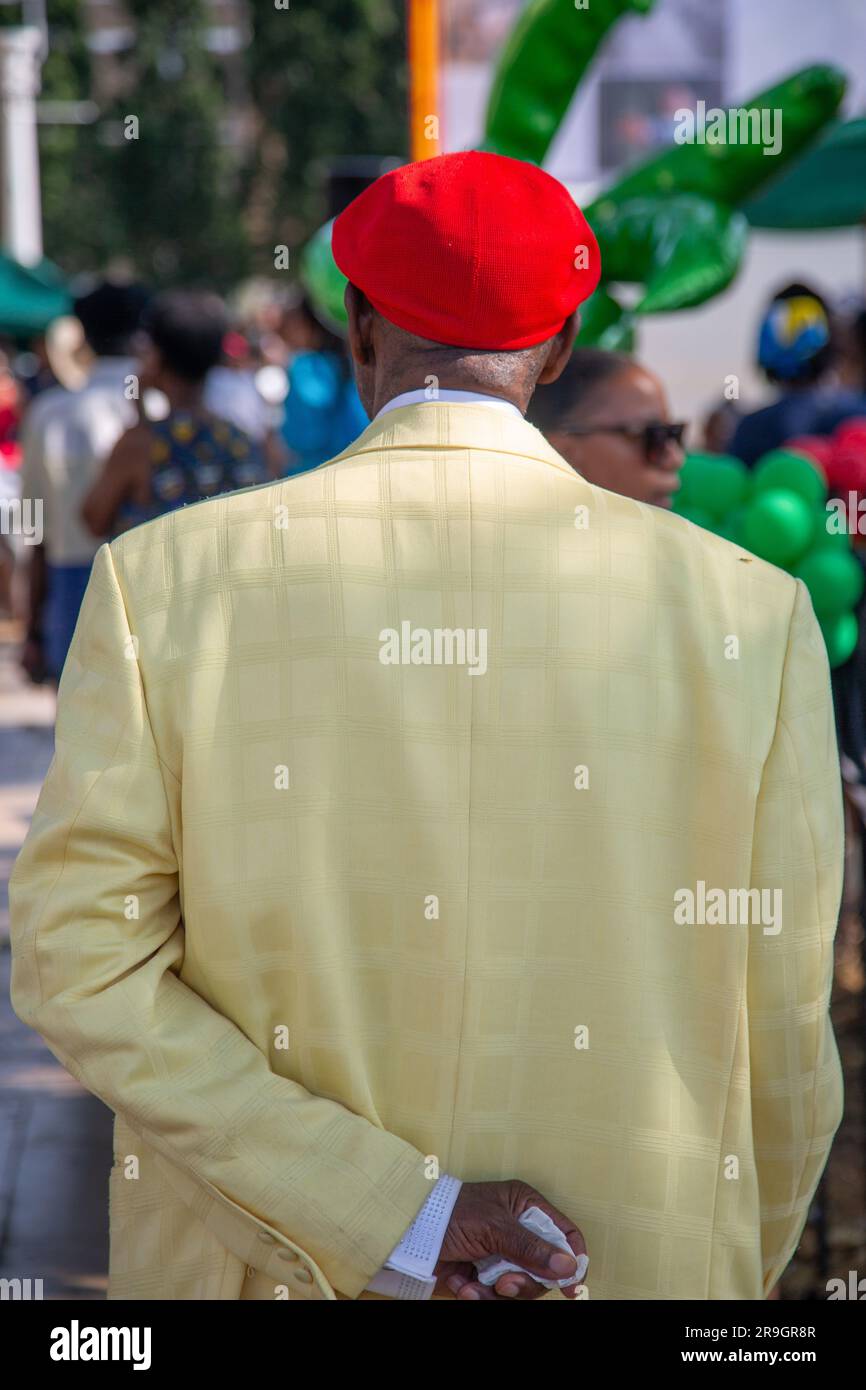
[345,283,375,367]
[537,311,579,385]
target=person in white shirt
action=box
[19,280,148,682]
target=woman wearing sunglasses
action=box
[527,347,686,508]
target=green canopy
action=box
[743,117,866,229]
[0,252,71,336]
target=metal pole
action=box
[0,26,45,265]
[408,0,441,161]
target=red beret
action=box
[331,150,601,351]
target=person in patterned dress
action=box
[82,290,267,539]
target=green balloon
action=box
[752,448,827,508]
[717,507,747,545]
[741,488,815,567]
[299,219,348,334]
[676,505,715,531]
[819,610,859,668]
[796,548,864,616]
[677,452,749,520]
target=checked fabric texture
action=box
[10,402,843,1300]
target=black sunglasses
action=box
[563,421,687,462]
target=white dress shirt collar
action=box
[375,387,523,421]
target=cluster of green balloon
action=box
[674,449,863,667]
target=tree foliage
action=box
[4,0,409,287]
[245,0,408,255]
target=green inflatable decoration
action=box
[303,1,845,350]
[0,254,71,335]
[582,65,845,334]
[674,448,862,667]
[820,611,859,668]
[575,283,636,352]
[811,514,852,550]
[480,0,845,342]
[675,452,748,520]
[676,505,715,532]
[796,548,865,616]
[478,0,859,668]
[299,220,348,334]
[741,490,815,567]
[752,448,827,508]
[485,0,655,167]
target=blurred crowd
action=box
[3,270,866,695]
[0,276,369,685]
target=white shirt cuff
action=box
[364,1174,462,1300]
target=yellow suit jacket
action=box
[10,402,843,1300]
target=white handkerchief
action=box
[474,1206,588,1290]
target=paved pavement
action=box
[0,631,111,1299]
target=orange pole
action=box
[408,0,441,161]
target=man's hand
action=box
[434,1179,586,1301]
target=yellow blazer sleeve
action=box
[747,578,844,1294]
[9,542,433,1298]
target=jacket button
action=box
[257,1232,277,1244]
[277,1248,299,1263]
[294,1268,314,1284]
[246,1265,256,1278]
